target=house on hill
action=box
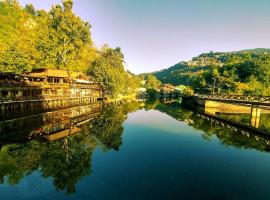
[159,84,177,93]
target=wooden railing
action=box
[0,80,43,88]
[198,94,270,105]
[0,80,101,90]
[0,95,103,103]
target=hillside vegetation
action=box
[0,0,139,98]
[151,49,270,96]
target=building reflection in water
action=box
[0,100,269,194]
[0,101,141,193]
[0,103,102,144]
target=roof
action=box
[29,69,70,78]
[70,71,83,78]
[28,69,91,79]
[160,84,176,89]
[76,79,91,84]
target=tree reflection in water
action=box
[0,100,269,194]
[0,123,97,193]
[155,101,270,152]
[0,101,141,194]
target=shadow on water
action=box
[0,99,270,194]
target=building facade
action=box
[0,69,103,115]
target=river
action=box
[0,100,270,200]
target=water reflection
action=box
[0,101,141,193]
[217,111,270,132]
[0,100,270,195]
[202,102,270,131]
[153,100,270,152]
[0,103,102,145]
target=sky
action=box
[20,0,270,74]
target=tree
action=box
[146,88,158,99]
[0,1,41,73]
[182,86,194,97]
[0,0,96,73]
[150,49,270,96]
[24,4,36,15]
[37,0,95,71]
[88,46,140,98]
[144,74,161,89]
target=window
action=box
[1,90,8,97]
[23,90,28,96]
[48,77,53,83]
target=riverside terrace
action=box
[0,69,103,116]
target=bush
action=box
[182,87,194,97]
[146,88,158,99]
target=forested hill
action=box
[0,0,140,98]
[150,49,270,95]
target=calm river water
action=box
[0,101,270,200]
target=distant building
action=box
[159,84,177,93]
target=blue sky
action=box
[20,0,270,74]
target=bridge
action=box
[186,94,270,134]
[198,94,270,107]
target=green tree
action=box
[182,86,194,97]
[149,49,270,96]
[37,0,95,71]
[144,74,161,89]
[88,46,139,98]
[0,1,40,73]
[0,0,96,73]
[24,4,36,15]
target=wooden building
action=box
[159,84,177,93]
[0,69,103,115]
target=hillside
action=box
[150,49,270,95]
[0,1,140,98]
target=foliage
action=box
[0,101,141,192]
[0,135,95,193]
[154,101,270,152]
[89,101,140,150]
[176,85,187,90]
[89,103,126,150]
[139,74,161,89]
[39,1,95,71]
[146,88,159,99]
[0,0,140,98]
[88,46,140,98]
[182,86,194,97]
[150,49,270,96]
[0,0,40,73]
[0,0,96,73]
